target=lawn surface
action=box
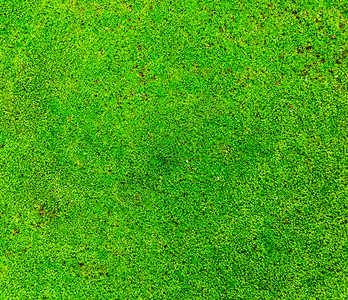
[0,0,347,299]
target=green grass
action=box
[0,0,347,299]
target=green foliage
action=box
[0,0,347,299]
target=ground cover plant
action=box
[0,0,347,299]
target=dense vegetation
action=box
[0,0,347,299]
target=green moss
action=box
[0,0,347,299]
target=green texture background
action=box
[0,0,347,299]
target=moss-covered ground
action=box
[0,0,347,299]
